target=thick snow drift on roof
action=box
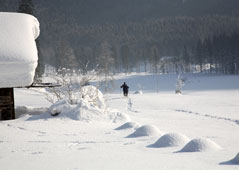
[0,12,40,88]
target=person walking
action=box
[120,82,129,97]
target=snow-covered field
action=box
[1,73,239,170]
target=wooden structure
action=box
[0,88,15,120]
[0,83,60,121]
[0,13,43,121]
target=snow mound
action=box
[220,152,239,165]
[179,138,222,152]
[47,86,126,122]
[0,12,40,88]
[127,125,163,138]
[150,133,190,148]
[80,85,106,109]
[134,90,143,94]
[15,106,47,118]
[109,111,131,123]
[230,152,239,164]
[115,121,141,130]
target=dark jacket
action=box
[121,83,129,92]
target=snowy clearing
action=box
[0,73,239,170]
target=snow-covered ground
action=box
[1,73,239,170]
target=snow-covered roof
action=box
[0,12,40,88]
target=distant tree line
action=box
[1,0,239,75]
[39,15,239,75]
[190,32,239,74]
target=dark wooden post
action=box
[0,88,15,120]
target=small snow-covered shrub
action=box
[134,90,143,94]
[134,84,143,94]
[44,68,98,105]
[47,85,127,122]
[42,69,127,122]
[107,110,131,123]
[48,85,107,121]
[80,85,106,109]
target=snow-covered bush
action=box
[134,90,143,94]
[44,68,98,104]
[48,85,107,120]
[80,85,106,109]
[47,84,131,122]
[134,84,143,94]
[39,68,129,122]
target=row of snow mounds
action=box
[148,132,222,152]
[115,122,223,152]
[150,134,222,152]
[0,12,40,88]
[48,86,130,122]
[115,123,163,137]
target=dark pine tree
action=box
[17,0,34,15]
[204,38,214,74]
[194,40,204,72]
[18,0,44,79]
[182,45,190,73]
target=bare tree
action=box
[44,68,97,105]
[97,41,115,93]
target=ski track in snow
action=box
[175,109,239,125]
[0,122,47,135]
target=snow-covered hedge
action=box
[48,86,106,120]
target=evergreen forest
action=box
[1,0,239,75]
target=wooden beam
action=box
[16,83,61,89]
[0,88,15,120]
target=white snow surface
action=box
[150,132,190,148]
[1,73,239,170]
[0,12,40,88]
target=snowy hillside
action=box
[1,73,239,170]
